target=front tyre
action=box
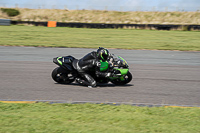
[51,67,75,84]
[111,71,132,85]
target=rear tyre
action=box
[51,67,75,84]
[111,71,132,85]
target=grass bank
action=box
[0,25,200,51]
[1,8,200,25]
[0,102,200,133]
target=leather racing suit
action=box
[74,51,110,87]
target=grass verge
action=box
[0,102,200,133]
[0,25,200,51]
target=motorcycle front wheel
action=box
[51,67,75,84]
[111,71,132,85]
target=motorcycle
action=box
[51,54,132,86]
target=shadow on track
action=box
[55,82,134,88]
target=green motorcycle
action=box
[52,54,132,85]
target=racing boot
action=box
[76,78,96,88]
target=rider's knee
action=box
[91,80,96,87]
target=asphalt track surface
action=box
[0,46,200,106]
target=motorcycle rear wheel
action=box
[111,71,132,85]
[52,67,75,84]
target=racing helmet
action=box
[97,47,109,62]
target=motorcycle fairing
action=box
[115,68,129,75]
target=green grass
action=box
[0,25,200,51]
[0,102,200,133]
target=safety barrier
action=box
[47,21,57,27]
[11,21,47,26]
[10,20,200,30]
[0,19,11,25]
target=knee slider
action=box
[91,81,96,87]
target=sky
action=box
[0,0,200,11]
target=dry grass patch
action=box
[0,8,200,24]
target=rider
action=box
[75,47,112,88]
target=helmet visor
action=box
[102,53,108,61]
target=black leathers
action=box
[76,51,108,87]
[78,51,98,71]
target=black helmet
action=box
[97,47,109,61]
